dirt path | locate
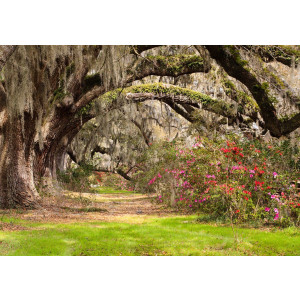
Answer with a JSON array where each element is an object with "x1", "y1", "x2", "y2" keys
[{"x1": 1, "y1": 191, "x2": 183, "y2": 224}]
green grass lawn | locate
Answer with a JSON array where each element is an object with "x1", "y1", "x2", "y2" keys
[{"x1": 1, "y1": 215, "x2": 299, "y2": 256}]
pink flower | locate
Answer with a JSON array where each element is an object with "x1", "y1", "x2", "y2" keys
[
  {"x1": 265, "y1": 207, "x2": 270, "y2": 212},
  {"x1": 273, "y1": 172, "x2": 278, "y2": 178},
  {"x1": 274, "y1": 213, "x2": 279, "y2": 220},
  {"x1": 274, "y1": 208, "x2": 279, "y2": 213}
]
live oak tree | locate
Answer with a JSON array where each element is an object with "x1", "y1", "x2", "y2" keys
[
  {"x1": 69, "y1": 46, "x2": 300, "y2": 180},
  {"x1": 0, "y1": 45, "x2": 299, "y2": 208},
  {"x1": 0, "y1": 45, "x2": 208, "y2": 208}
]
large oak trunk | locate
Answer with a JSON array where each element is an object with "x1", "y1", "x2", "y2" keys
[
  {"x1": 33, "y1": 112, "x2": 94, "y2": 191},
  {"x1": 0, "y1": 114, "x2": 40, "y2": 208}
]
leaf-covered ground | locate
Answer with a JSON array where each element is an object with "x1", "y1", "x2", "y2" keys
[{"x1": 0, "y1": 190, "x2": 299, "y2": 256}]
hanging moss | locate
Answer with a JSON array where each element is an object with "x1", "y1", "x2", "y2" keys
[
  {"x1": 98, "y1": 46, "x2": 130, "y2": 91},
  {"x1": 66, "y1": 63, "x2": 75, "y2": 78}
]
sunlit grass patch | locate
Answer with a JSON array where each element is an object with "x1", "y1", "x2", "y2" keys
[{"x1": 0, "y1": 215, "x2": 299, "y2": 256}]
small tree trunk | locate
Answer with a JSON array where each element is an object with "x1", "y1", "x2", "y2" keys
[{"x1": 170, "y1": 178, "x2": 177, "y2": 207}]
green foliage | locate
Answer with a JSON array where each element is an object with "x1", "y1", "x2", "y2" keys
[
  {"x1": 51, "y1": 84, "x2": 67, "y2": 104},
  {"x1": 58, "y1": 163, "x2": 96, "y2": 192},
  {"x1": 97, "y1": 172, "x2": 134, "y2": 191},
  {"x1": 77, "y1": 100, "x2": 95, "y2": 116}
]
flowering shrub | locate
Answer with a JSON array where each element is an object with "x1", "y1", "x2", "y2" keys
[{"x1": 136, "y1": 136, "x2": 300, "y2": 226}]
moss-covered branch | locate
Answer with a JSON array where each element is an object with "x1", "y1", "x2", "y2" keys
[
  {"x1": 126, "y1": 54, "x2": 210, "y2": 83},
  {"x1": 97, "y1": 83, "x2": 237, "y2": 121},
  {"x1": 251, "y1": 45, "x2": 300, "y2": 67},
  {"x1": 221, "y1": 76, "x2": 259, "y2": 118},
  {"x1": 281, "y1": 112, "x2": 300, "y2": 135},
  {"x1": 206, "y1": 46, "x2": 284, "y2": 136},
  {"x1": 206, "y1": 46, "x2": 300, "y2": 137}
]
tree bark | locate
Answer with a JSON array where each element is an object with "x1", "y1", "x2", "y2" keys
[
  {"x1": 33, "y1": 111, "x2": 94, "y2": 185},
  {"x1": 0, "y1": 113, "x2": 40, "y2": 208},
  {"x1": 205, "y1": 46, "x2": 285, "y2": 137}
]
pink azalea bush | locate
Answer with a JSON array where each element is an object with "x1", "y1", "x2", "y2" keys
[{"x1": 136, "y1": 136, "x2": 300, "y2": 226}]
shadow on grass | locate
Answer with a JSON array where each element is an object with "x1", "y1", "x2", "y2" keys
[{"x1": 59, "y1": 206, "x2": 108, "y2": 213}]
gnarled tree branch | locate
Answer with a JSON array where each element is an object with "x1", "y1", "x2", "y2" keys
[{"x1": 206, "y1": 46, "x2": 284, "y2": 137}]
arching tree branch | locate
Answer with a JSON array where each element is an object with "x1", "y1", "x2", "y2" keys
[
  {"x1": 126, "y1": 54, "x2": 210, "y2": 83},
  {"x1": 206, "y1": 46, "x2": 286, "y2": 137},
  {"x1": 67, "y1": 149, "x2": 132, "y2": 181}
]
